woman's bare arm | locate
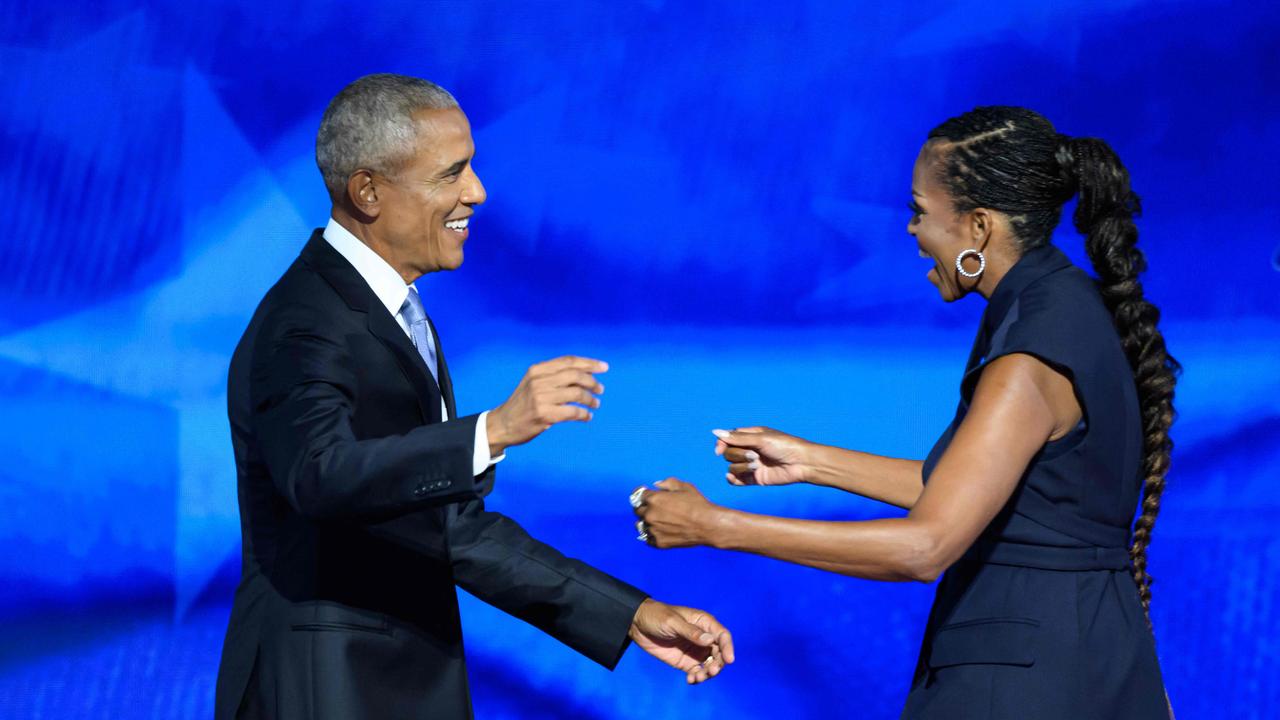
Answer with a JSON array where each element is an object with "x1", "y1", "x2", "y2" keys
[
  {"x1": 806, "y1": 445, "x2": 924, "y2": 509},
  {"x1": 714, "y1": 428, "x2": 924, "y2": 509},
  {"x1": 643, "y1": 354, "x2": 1081, "y2": 582}
]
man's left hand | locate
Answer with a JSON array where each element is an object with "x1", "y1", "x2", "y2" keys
[{"x1": 628, "y1": 598, "x2": 735, "y2": 684}]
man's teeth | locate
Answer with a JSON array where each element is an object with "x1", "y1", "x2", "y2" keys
[{"x1": 445, "y1": 218, "x2": 470, "y2": 231}]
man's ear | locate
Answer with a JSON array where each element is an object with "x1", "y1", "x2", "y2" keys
[{"x1": 347, "y1": 170, "x2": 381, "y2": 218}]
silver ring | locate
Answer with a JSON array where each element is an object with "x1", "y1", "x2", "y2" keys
[
  {"x1": 635, "y1": 519, "x2": 649, "y2": 542},
  {"x1": 629, "y1": 487, "x2": 648, "y2": 509}
]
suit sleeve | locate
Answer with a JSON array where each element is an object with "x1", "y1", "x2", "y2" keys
[
  {"x1": 250, "y1": 323, "x2": 486, "y2": 520},
  {"x1": 445, "y1": 499, "x2": 649, "y2": 669}
]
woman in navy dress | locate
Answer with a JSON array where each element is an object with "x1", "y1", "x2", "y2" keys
[{"x1": 634, "y1": 106, "x2": 1179, "y2": 718}]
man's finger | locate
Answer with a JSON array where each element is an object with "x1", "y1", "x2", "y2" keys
[
  {"x1": 669, "y1": 615, "x2": 715, "y2": 648},
  {"x1": 542, "y1": 368, "x2": 605, "y2": 394},
  {"x1": 709, "y1": 627, "x2": 735, "y2": 664},
  {"x1": 705, "y1": 655, "x2": 722, "y2": 677},
  {"x1": 547, "y1": 355, "x2": 609, "y2": 373},
  {"x1": 688, "y1": 614, "x2": 735, "y2": 665},
  {"x1": 550, "y1": 405, "x2": 593, "y2": 423},
  {"x1": 547, "y1": 386, "x2": 600, "y2": 409}
]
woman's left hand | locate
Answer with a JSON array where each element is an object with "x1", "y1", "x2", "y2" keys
[{"x1": 634, "y1": 478, "x2": 723, "y2": 549}]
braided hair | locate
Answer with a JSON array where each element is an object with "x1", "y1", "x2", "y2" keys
[{"x1": 927, "y1": 107, "x2": 1180, "y2": 615}]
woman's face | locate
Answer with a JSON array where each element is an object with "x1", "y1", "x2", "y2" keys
[{"x1": 908, "y1": 142, "x2": 983, "y2": 302}]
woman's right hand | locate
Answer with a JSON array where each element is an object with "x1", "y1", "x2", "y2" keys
[{"x1": 712, "y1": 427, "x2": 812, "y2": 487}]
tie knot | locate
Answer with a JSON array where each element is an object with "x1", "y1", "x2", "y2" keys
[{"x1": 401, "y1": 287, "x2": 427, "y2": 325}]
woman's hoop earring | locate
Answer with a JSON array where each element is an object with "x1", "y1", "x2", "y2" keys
[{"x1": 955, "y1": 249, "x2": 986, "y2": 279}]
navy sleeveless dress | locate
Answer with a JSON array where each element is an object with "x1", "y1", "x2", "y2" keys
[{"x1": 900, "y1": 245, "x2": 1168, "y2": 719}]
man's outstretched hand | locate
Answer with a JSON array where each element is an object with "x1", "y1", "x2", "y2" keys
[
  {"x1": 487, "y1": 356, "x2": 607, "y2": 455},
  {"x1": 628, "y1": 598, "x2": 735, "y2": 684}
]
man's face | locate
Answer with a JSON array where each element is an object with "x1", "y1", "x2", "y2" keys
[{"x1": 373, "y1": 107, "x2": 486, "y2": 280}]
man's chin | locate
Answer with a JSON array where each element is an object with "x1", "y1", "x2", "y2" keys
[{"x1": 440, "y1": 252, "x2": 464, "y2": 271}]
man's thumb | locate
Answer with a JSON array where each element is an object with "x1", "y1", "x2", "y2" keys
[{"x1": 672, "y1": 617, "x2": 715, "y2": 647}]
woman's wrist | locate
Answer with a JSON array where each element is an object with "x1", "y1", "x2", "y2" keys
[
  {"x1": 798, "y1": 440, "x2": 830, "y2": 486},
  {"x1": 703, "y1": 505, "x2": 741, "y2": 550}
]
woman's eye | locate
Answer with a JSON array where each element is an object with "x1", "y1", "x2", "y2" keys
[{"x1": 907, "y1": 202, "x2": 923, "y2": 217}]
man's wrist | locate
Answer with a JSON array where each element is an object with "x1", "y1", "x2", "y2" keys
[
  {"x1": 486, "y1": 406, "x2": 509, "y2": 456},
  {"x1": 628, "y1": 597, "x2": 657, "y2": 637}
]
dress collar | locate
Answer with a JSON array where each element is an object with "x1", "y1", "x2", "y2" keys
[{"x1": 981, "y1": 243, "x2": 1074, "y2": 334}]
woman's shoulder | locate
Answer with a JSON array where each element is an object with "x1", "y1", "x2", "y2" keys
[
  {"x1": 1019, "y1": 263, "x2": 1105, "y2": 313},
  {"x1": 1008, "y1": 265, "x2": 1113, "y2": 337},
  {"x1": 986, "y1": 265, "x2": 1121, "y2": 378}
]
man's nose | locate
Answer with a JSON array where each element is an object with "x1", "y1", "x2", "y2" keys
[{"x1": 461, "y1": 167, "x2": 486, "y2": 206}]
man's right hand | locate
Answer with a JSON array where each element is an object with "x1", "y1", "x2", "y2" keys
[{"x1": 487, "y1": 356, "x2": 607, "y2": 455}]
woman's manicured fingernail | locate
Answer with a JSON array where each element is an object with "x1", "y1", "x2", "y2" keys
[
  {"x1": 745, "y1": 451, "x2": 759, "y2": 461},
  {"x1": 711, "y1": 429, "x2": 730, "y2": 439}
]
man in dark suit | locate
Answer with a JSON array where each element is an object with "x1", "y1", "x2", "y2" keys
[{"x1": 214, "y1": 73, "x2": 733, "y2": 719}]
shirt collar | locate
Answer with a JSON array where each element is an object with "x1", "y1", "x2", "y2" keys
[{"x1": 322, "y1": 218, "x2": 416, "y2": 319}]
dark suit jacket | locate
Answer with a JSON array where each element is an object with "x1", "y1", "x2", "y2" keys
[{"x1": 214, "y1": 230, "x2": 647, "y2": 719}]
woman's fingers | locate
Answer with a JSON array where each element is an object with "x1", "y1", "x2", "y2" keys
[
  {"x1": 712, "y1": 427, "x2": 769, "y2": 452},
  {"x1": 722, "y1": 447, "x2": 760, "y2": 464},
  {"x1": 655, "y1": 477, "x2": 688, "y2": 492}
]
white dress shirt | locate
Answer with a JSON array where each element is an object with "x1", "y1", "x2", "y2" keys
[{"x1": 323, "y1": 218, "x2": 502, "y2": 476}]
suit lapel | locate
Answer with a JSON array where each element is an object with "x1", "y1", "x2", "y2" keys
[
  {"x1": 301, "y1": 230, "x2": 444, "y2": 424},
  {"x1": 367, "y1": 309, "x2": 444, "y2": 424}
]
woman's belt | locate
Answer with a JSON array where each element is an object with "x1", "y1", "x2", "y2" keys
[{"x1": 971, "y1": 538, "x2": 1131, "y2": 571}]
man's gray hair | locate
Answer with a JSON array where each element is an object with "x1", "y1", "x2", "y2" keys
[{"x1": 315, "y1": 73, "x2": 459, "y2": 198}]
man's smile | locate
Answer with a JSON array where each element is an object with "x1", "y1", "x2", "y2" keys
[{"x1": 444, "y1": 215, "x2": 470, "y2": 238}]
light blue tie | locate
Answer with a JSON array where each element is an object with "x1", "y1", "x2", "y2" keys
[{"x1": 399, "y1": 287, "x2": 439, "y2": 385}]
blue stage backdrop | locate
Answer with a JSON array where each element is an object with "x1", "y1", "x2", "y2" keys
[{"x1": 1, "y1": 1, "x2": 1277, "y2": 717}]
